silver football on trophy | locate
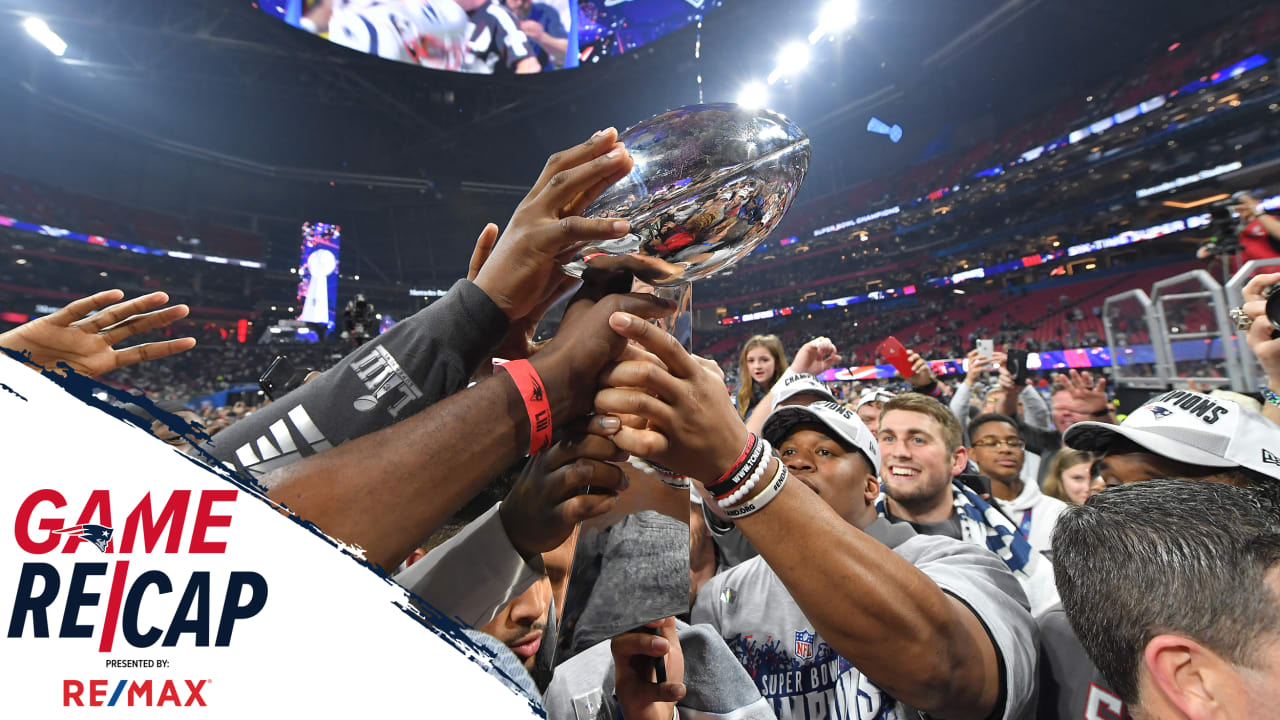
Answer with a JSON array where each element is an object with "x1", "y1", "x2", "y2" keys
[{"x1": 562, "y1": 103, "x2": 811, "y2": 286}]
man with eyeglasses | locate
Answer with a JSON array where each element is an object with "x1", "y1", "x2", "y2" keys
[{"x1": 967, "y1": 413, "x2": 1068, "y2": 554}]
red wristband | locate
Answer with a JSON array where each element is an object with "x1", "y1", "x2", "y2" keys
[
  {"x1": 497, "y1": 359, "x2": 552, "y2": 455},
  {"x1": 716, "y1": 433, "x2": 757, "y2": 485}
]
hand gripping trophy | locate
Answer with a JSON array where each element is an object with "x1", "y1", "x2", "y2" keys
[{"x1": 561, "y1": 103, "x2": 811, "y2": 347}]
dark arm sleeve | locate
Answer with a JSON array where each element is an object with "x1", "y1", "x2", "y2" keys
[{"x1": 202, "y1": 278, "x2": 508, "y2": 480}]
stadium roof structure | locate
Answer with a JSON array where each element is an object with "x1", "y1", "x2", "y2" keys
[{"x1": 0, "y1": 0, "x2": 1265, "y2": 285}]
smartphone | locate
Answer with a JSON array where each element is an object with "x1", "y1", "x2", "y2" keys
[
  {"x1": 638, "y1": 625, "x2": 667, "y2": 683},
  {"x1": 877, "y1": 336, "x2": 916, "y2": 377},
  {"x1": 977, "y1": 339, "x2": 994, "y2": 359},
  {"x1": 259, "y1": 355, "x2": 313, "y2": 401},
  {"x1": 957, "y1": 471, "x2": 993, "y2": 499},
  {"x1": 1007, "y1": 348, "x2": 1031, "y2": 385}
]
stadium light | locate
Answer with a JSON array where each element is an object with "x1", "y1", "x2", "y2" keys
[
  {"x1": 767, "y1": 43, "x2": 811, "y2": 85},
  {"x1": 809, "y1": 0, "x2": 857, "y2": 44},
  {"x1": 23, "y1": 17, "x2": 67, "y2": 57},
  {"x1": 737, "y1": 83, "x2": 768, "y2": 109}
]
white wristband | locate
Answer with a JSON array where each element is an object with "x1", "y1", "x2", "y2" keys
[
  {"x1": 724, "y1": 460, "x2": 788, "y2": 519},
  {"x1": 626, "y1": 456, "x2": 691, "y2": 489},
  {"x1": 714, "y1": 436, "x2": 771, "y2": 505},
  {"x1": 720, "y1": 454, "x2": 767, "y2": 508},
  {"x1": 658, "y1": 474, "x2": 691, "y2": 490}
]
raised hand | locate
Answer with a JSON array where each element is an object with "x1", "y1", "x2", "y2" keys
[
  {"x1": 466, "y1": 223, "x2": 500, "y2": 283},
  {"x1": 594, "y1": 311, "x2": 749, "y2": 482},
  {"x1": 963, "y1": 349, "x2": 996, "y2": 386},
  {"x1": 1243, "y1": 272, "x2": 1280, "y2": 390},
  {"x1": 468, "y1": 222, "x2": 577, "y2": 362},
  {"x1": 995, "y1": 353, "x2": 1015, "y2": 392},
  {"x1": 1052, "y1": 369, "x2": 1109, "y2": 415},
  {"x1": 905, "y1": 349, "x2": 936, "y2": 388},
  {"x1": 790, "y1": 336, "x2": 842, "y2": 376},
  {"x1": 527, "y1": 290, "x2": 675, "y2": 426},
  {"x1": 0, "y1": 290, "x2": 195, "y2": 377},
  {"x1": 472, "y1": 128, "x2": 633, "y2": 323}
]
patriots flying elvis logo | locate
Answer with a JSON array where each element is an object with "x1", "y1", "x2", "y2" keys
[{"x1": 51, "y1": 524, "x2": 113, "y2": 552}]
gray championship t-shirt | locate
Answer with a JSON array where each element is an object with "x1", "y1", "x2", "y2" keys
[
  {"x1": 202, "y1": 279, "x2": 507, "y2": 483},
  {"x1": 1037, "y1": 603, "x2": 1131, "y2": 719},
  {"x1": 692, "y1": 519, "x2": 1037, "y2": 720}
]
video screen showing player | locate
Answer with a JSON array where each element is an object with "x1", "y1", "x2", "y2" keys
[{"x1": 257, "y1": 0, "x2": 724, "y2": 74}]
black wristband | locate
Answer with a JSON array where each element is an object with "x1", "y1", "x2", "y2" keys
[{"x1": 704, "y1": 434, "x2": 763, "y2": 499}]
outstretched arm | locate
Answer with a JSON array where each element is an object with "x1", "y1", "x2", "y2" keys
[
  {"x1": 0, "y1": 290, "x2": 195, "y2": 376},
  {"x1": 265, "y1": 292, "x2": 672, "y2": 572},
  {"x1": 595, "y1": 314, "x2": 1001, "y2": 720},
  {"x1": 207, "y1": 129, "x2": 635, "y2": 477},
  {"x1": 745, "y1": 336, "x2": 841, "y2": 435}
]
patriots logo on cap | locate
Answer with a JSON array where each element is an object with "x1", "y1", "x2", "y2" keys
[
  {"x1": 52, "y1": 524, "x2": 113, "y2": 552},
  {"x1": 794, "y1": 630, "x2": 815, "y2": 660},
  {"x1": 1263, "y1": 449, "x2": 1280, "y2": 467},
  {"x1": 1148, "y1": 406, "x2": 1174, "y2": 420}
]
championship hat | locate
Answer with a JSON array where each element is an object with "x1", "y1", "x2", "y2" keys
[
  {"x1": 856, "y1": 388, "x2": 895, "y2": 411},
  {"x1": 771, "y1": 368, "x2": 837, "y2": 407},
  {"x1": 763, "y1": 400, "x2": 881, "y2": 475},
  {"x1": 1064, "y1": 389, "x2": 1280, "y2": 480}
]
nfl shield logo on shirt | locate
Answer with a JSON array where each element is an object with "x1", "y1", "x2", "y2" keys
[{"x1": 794, "y1": 630, "x2": 815, "y2": 660}]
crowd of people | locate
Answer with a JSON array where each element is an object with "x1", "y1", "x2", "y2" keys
[
  {"x1": 3, "y1": 127, "x2": 1280, "y2": 720},
  {"x1": 702, "y1": 19, "x2": 1280, "y2": 318},
  {"x1": 761, "y1": 4, "x2": 1280, "y2": 260}
]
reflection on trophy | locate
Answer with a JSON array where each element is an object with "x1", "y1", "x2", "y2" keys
[
  {"x1": 561, "y1": 103, "x2": 810, "y2": 350},
  {"x1": 300, "y1": 248, "x2": 337, "y2": 326},
  {"x1": 563, "y1": 103, "x2": 811, "y2": 287}
]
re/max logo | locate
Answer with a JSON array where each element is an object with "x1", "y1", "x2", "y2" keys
[{"x1": 64, "y1": 679, "x2": 208, "y2": 707}]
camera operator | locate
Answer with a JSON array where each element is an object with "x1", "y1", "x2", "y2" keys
[
  {"x1": 342, "y1": 293, "x2": 376, "y2": 348},
  {"x1": 1196, "y1": 192, "x2": 1280, "y2": 265}
]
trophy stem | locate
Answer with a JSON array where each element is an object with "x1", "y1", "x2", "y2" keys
[{"x1": 653, "y1": 282, "x2": 694, "y2": 354}]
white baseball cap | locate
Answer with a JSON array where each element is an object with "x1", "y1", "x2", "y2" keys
[
  {"x1": 771, "y1": 368, "x2": 837, "y2": 407},
  {"x1": 1064, "y1": 389, "x2": 1280, "y2": 480},
  {"x1": 856, "y1": 388, "x2": 895, "y2": 411},
  {"x1": 763, "y1": 400, "x2": 881, "y2": 475}
]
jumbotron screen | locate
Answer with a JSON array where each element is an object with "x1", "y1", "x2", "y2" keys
[
  {"x1": 297, "y1": 222, "x2": 341, "y2": 331},
  {"x1": 257, "y1": 0, "x2": 723, "y2": 74}
]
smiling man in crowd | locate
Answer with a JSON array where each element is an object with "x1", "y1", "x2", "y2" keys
[{"x1": 876, "y1": 393, "x2": 1060, "y2": 613}]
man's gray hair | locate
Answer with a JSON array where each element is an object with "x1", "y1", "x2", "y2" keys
[{"x1": 1052, "y1": 479, "x2": 1280, "y2": 705}]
